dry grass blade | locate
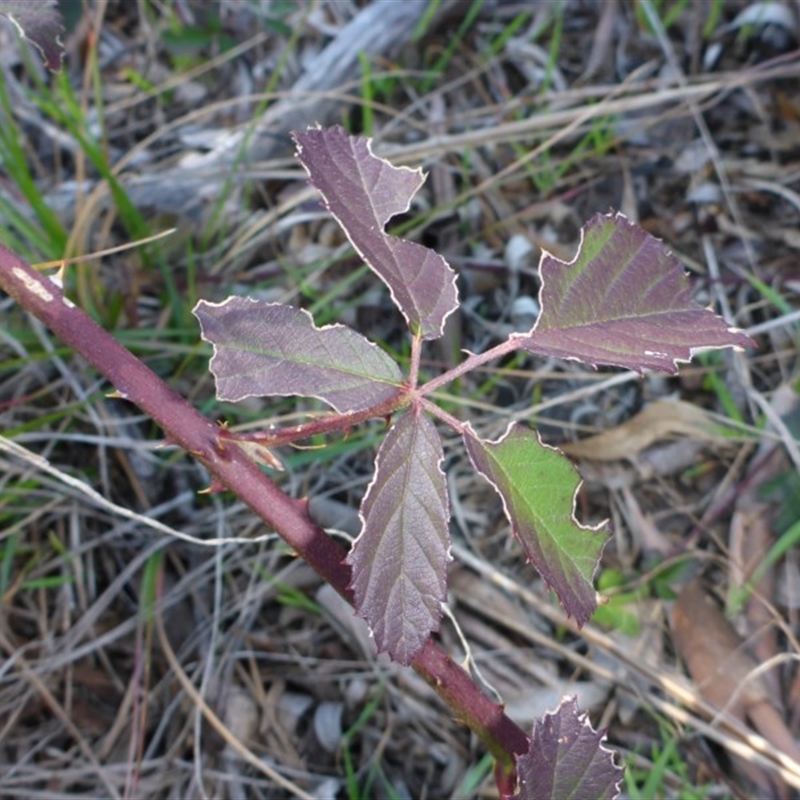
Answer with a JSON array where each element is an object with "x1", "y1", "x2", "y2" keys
[
  {"x1": 0, "y1": 435, "x2": 273, "y2": 547},
  {"x1": 3, "y1": 1, "x2": 800, "y2": 796},
  {"x1": 0, "y1": 628, "x2": 121, "y2": 799},
  {"x1": 153, "y1": 596, "x2": 315, "y2": 800},
  {"x1": 453, "y1": 543, "x2": 800, "y2": 791}
]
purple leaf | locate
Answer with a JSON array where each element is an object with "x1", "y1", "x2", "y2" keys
[
  {"x1": 518, "y1": 696, "x2": 622, "y2": 800},
  {"x1": 0, "y1": 0, "x2": 64, "y2": 71},
  {"x1": 518, "y1": 212, "x2": 754, "y2": 372},
  {"x1": 194, "y1": 297, "x2": 403, "y2": 413},
  {"x1": 293, "y1": 126, "x2": 459, "y2": 341},
  {"x1": 347, "y1": 408, "x2": 450, "y2": 665},
  {"x1": 464, "y1": 424, "x2": 607, "y2": 627}
]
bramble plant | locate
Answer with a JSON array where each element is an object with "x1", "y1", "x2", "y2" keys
[
  {"x1": 0, "y1": 9, "x2": 755, "y2": 799},
  {"x1": 0, "y1": 125, "x2": 754, "y2": 800},
  {"x1": 196, "y1": 124, "x2": 753, "y2": 664}
]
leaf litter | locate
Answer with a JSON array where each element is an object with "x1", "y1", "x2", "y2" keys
[{"x1": 2, "y1": 1, "x2": 800, "y2": 797}]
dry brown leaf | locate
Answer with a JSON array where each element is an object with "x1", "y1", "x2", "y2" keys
[
  {"x1": 561, "y1": 399, "x2": 719, "y2": 461},
  {"x1": 672, "y1": 581, "x2": 800, "y2": 768},
  {"x1": 726, "y1": 387, "x2": 799, "y2": 707},
  {"x1": 672, "y1": 580, "x2": 767, "y2": 719},
  {"x1": 730, "y1": 507, "x2": 782, "y2": 702}
]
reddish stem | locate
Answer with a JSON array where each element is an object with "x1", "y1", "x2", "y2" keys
[
  {"x1": 222, "y1": 391, "x2": 407, "y2": 449},
  {"x1": 408, "y1": 332, "x2": 423, "y2": 388},
  {"x1": 421, "y1": 395, "x2": 470, "y2": 435},
  {"x1": 0, "y1": 245, "x2": 529, "y2": 778},
  {"x1": 418, "y1": 336, "x2": 523, "y2": 397},
  {"x1": 210, "y1": 326, "x2": 517, "y2": 449}
]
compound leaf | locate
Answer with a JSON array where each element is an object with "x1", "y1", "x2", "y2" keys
[
  {"x1": 347, "y1": 408, "x2": 450, "y2": 665},
  {"x1": 518, "y1": 212, "x2": 754, "y2": 372},
  {"x1": 464, "y1": 423, "x2": 607, "y2": 627},
  {"x1": 293, "y1": 126, "x2": 458, "y2": 341},
  {"x1": 0, "y1": 0, "x2": 64, "y2": 70},
  {"x1": 194, "y1": 297, "x2": 403, "y2": 413},
  {"x1": 518, "y1": 696, "x2": 622, "y2": 800}
]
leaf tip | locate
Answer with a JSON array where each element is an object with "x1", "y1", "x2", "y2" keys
[
  {"x1": 518, "y1": 695, "x2": 622, "y2": 800},
  {"x1": 347, "y1": 411, "x2": 450, "y2": 665},
  {"x1": 0, "y1": 0, "x2": 65, "y2": 71},
  {"x1": 289, "y1": 125, "x2": 459, "y2": 341}
]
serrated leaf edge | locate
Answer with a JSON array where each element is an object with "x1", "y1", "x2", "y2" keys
[
  {"x1": 349, "y1": 408, "x2": 451, "y2": 664},
  {"x1": 519, "y1": 695, "x2": 622, "y2": 799},
  {"x1": 515, "y1": 210, "x2": 753, "y2": 372},
  {"x1": 464, "y1": 422, "x2": 607, "y2": 623},
  {"x1": 193, "y1": 297, "x2": 403, "y2": 412},
  {"x1": 293, "y1": 127, "x2": 459, "y2": 341}
]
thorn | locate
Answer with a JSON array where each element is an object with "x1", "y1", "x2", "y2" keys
[
  {"x1": 198, "y1": 478, "x2": 227, "y2": 495},
  {"x1": 105, "y1": 389, "x2": 126, "y2": 399},
  {"x1": 233, "y1": 439, "x2": 284, "y2": 470}
]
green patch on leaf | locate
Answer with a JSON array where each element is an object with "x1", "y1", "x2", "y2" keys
[{"x1": 464, "y1": 423, "x2": 608, "y2": 627}]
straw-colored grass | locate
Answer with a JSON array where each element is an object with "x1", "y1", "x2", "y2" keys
[{"x1": 2, "y1": 1, "x2": 800, "y2": 797}]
